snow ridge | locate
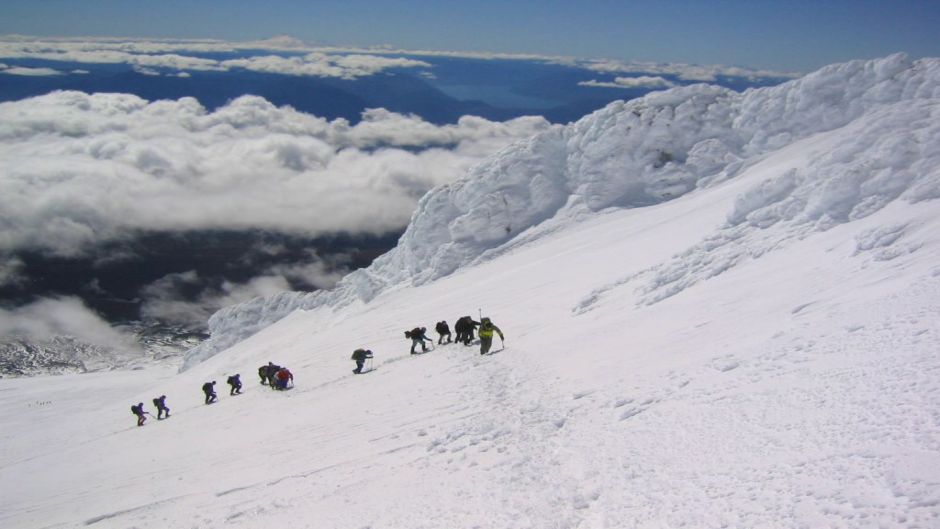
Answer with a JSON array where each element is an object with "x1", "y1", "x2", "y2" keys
[{"x1": 183, "y1": 54, "x2": 940, "y2": 369}]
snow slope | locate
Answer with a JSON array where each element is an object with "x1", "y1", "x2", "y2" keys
[
  {"x1": 184, "y1": 53, "x2": 940, "y2": 367},
  {"x1": 1, "y1": 54, "x2": 939, "y2": 528}
]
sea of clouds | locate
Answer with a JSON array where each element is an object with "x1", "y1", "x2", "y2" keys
[
  {"x1": 0, "y1": 91, "x2": 552, "y2": 341},
  {"x1": 0, "y1": 35, "x2": 797, "y2": 84}
]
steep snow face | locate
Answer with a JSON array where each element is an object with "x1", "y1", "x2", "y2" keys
[
  {"x1": 5, "y1": 132, "x2": 939, "y2": 528},
  {"x1": 184, "y1": 54, "x2": 940, "y2": 368}
]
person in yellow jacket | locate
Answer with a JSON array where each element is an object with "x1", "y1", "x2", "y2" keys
[{"x1": 478, "y1": 317, "x2": 504, "y2": 355}]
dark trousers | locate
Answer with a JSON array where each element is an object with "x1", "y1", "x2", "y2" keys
[
  {"x1": 480, "y1": 336, "x2": 494, "y2": 354},
  {"x1": 457, "y1": 331, "x2": 473, "y2": 345},
  {"x1": 205, "y1": 392, "x2": 216, "y2": 404},
  {"x1": 411, "y1": 338, "x2": 428, "y2": 353},
  {"x1": 354, "y1": 359, "x2": 364, "y2": 373},
  {"x1": 157, "y1": 407, "x2": 169, "y2": 419}
]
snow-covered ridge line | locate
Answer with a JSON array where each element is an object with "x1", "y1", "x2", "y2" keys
[{"x1": 182, "y1": 53, "x2": 940, "y2": 370}]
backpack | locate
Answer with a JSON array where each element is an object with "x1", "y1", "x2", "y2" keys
[
  {"x1": 404, "y1": 330, "x2": 412, "y2": 339},
  {"x1": 152, "y1": 398, "x2": 160, "y2": 408},
  {"x1": 131, "y1": 404, "x2": 140, "y2": 415}
]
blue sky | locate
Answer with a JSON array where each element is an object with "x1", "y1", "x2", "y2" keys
[{"x1": 1, "y1": 0, "x2": 939, "y2": 71}]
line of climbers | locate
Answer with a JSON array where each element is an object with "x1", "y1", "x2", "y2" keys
[
  {"x1": 130, "y1": 315, "x2": 504, "y2": 426},
  {"x1": 130, "y1": 366, "x2": 294, "y2": 426},
  {"x1": 131, "y1": 395, "x2": 170, "y2": 427},
  {"x1": 257, "y1": 363, "x2": 295, "y2": 390},
  {"x1": 406, "y1": 315, "x2": 504, "y2": 355}
]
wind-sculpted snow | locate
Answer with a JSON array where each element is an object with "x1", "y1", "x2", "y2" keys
[{"x1": 185, "y1": 54, "x2": 940, "y2": 368}]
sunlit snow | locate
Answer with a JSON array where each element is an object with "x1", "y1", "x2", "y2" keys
[{"x1": 1, "y1": 54, "x2": 938, "y2": 529}]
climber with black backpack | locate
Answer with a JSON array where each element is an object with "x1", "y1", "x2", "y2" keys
[
  {"x1": 435, "y1": 320, "x2": 452, "y2": 344},
  {"x1": 152, "y1": 395, "x2": 170, "y2": 419},
  {"x1": 454, "y1": 316, "x2": 480, "y2": 346},
  {"x1": 351, "y1": 348, "x2": 374, "y2": 374},
  {"x1": 405, "y1": 326, "x2": 432, "y2": 354},
  {"x1": 131, "y1": 402, "x2": 149, "y2": 426},
  {"x1": 202, "y1": 381, "x2": 218, "y2": 404},
  {"x1": 227, "y1": 374, "x2": 242, "y2": 395}
]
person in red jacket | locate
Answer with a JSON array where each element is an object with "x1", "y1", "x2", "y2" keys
[{"x1": 274, "y1": 367, "x2": 293, "y2": 390}]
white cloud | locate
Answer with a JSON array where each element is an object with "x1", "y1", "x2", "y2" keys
[
  {"x1": 139, "y1": 269, "x2": 307, "y2": 329},
  {"x1": 247, "y1": 35, "x2": 309, "y2": 49},
  {"x1": 138, "y1": 271, "x2": 211, "y2": 328},
  {"x1": 0, "y1": 41, "x2": 226, "y2": 72},
  {"x1": 0, "y1": 36, "x2": 797, "y2": 85},
  {"x1": 0, "y1": 37, "x2": 430, "y2": 79},
  {"x1": 315, "y1": 44, "x2": 578, "y2": 65},
  {"x1": 133, "y1": 65, "x2": 161, "y2": 76},
  {"x1": 219, "y1": 53, "x2": 430, "y2": 80},
  {"x1": 0, "y1": 256, "x2": 25, "y2": 287},
  {"x1": 0, "y1": 91, "x2": 553, "y2": 257},
  {"x1": 1, "y1": 66, "x2": 65, "y2": 76},
  {"x1": 583, "y1": 59, "x2": 798, "y2": 82},
  {"x1": 579, "y1": 76, "x2": 677, "y2": 89},
  {"x1": 0, "y1": 296, "x2": 140, "y2": 350}
]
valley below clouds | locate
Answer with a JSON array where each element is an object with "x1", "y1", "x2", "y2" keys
[{"x1": 0, "y1": 90, "x2": 550, "y2": 355}]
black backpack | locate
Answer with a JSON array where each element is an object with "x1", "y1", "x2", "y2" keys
[
  {"x1": 404, "y1": 330, "x2": 412, "y2": 339},
  {"x1": 131, "y1": 404, "x2": 140, "y2": 415}
]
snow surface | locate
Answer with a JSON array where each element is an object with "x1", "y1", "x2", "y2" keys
[
  {"x1": 184, "y1": 53, "x2": 940, "y2": 367},
  {"x1": 1, "y1": 54, "x2": 940, "y2": 528}
]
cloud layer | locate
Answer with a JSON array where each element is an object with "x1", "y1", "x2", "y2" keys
[
  {"x1": 0, "y1": 36, "x2": 430, "y2": 79},
  {"x1": 138, "y1": 249, "x2": 351, "y2": 329},
  {"x1": 0, "y1": 65, "x2": 65, "y2": 76},
  {"x1": 0, "y1": 35, "x2": 798, "y2": 83},
  {"x1": 578, "y1": 76, "x2": 677, "y2": 89},
  {"x1": 0, "y1": 91, "x2": 548, "y2": 336},
  {"x1": 0, "y1": 91, "x2": 552, "y2": 257},
  {"x1": 0, "y1": 296, "x2": 140, "y2": 351},
  {"x1": 583, "y1": 59, "x2": 798, "y2": 82}
]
